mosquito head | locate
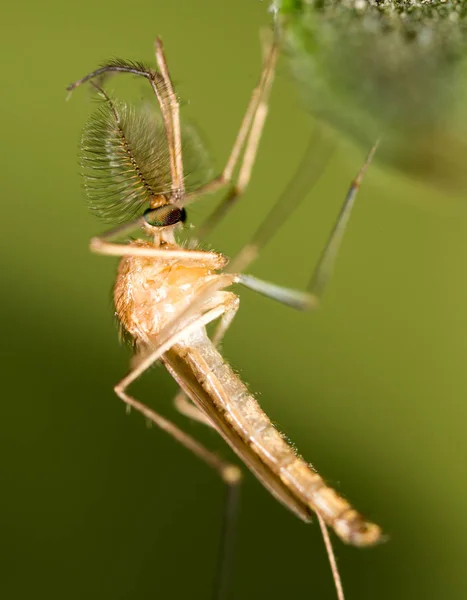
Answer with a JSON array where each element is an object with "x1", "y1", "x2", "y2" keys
[{"x1": 143, "y1": 204, "x2": 187, "y2": 229}]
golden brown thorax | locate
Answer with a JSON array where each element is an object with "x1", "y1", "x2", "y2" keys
[{"x1": 114, "y1": 240, "x2": 219, "y2": 344}]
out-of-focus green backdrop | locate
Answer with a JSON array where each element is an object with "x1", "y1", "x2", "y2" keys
[{"x1": 2, "y1": 1, "x2": 467, "y2": 599}]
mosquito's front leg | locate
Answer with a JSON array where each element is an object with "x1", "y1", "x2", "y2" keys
[
  {"x1": 91, "y1": 238, "x2": 227, "y2": 269},
  {"x1": 88, "y1": 218, "x2": 228, "y2": 270}
]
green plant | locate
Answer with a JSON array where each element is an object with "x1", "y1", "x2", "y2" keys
[{"x1": 276, "y1": 0, "x2": 467, "y2": 188}]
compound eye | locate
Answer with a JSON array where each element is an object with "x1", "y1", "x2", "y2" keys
[{"x1": 144, "y1": 205, "x2": 184, "y2": 227}]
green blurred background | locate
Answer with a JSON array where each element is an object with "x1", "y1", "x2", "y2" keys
[{"x1": 2, "y1": 1, "x2": 467, "y2": 599}]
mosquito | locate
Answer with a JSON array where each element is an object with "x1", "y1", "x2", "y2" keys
[{"x1": 67, "y1": 33, "x2": 382, "y2": 600}]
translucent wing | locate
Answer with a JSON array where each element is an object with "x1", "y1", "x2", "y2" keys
[{"x1": 80, "y1": 94, "x2": 213, "y2": 223}]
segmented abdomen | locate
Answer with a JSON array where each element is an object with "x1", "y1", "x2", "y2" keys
[{"x1": 164, "y1": 328, "x2": 382, "y2": 547}]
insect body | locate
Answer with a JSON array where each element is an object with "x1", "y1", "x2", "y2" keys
[
  {"x1": 68, "y1": 34, "x2": 382, "y2": 600},
  {"x1": 115, "y1": 224, "x2": 378, "y2": 545}
]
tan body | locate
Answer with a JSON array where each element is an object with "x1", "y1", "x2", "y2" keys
[
  {"x1": 115, "y1": 240, "x2": 222, "y2": 344},
  {"x1": 114, "y1": 240, "x2": 381, "y2": 547}
]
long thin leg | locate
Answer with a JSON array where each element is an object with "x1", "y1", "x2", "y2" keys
[
  {"x1": 116, "y1": 293, "x2": 241, "y2": 600},
  {"x1": 120, "y1": 391, "x2": 239, "y2": 481},
  {"x1": 235, "y1": 273, "x2": 317, "y2": 310},
  {"x1": 212, "y1": 475, "x2": 242, "y2": 600},
  {"x1": 230, "y1": 140, "x2": 380, "y2": 308},
  {"x1": 306, "y1": 139, "x2": 380, "y2": 300},
  {"x1": 181, "y1": 34, "x2": 279, "y2": 236},
  {"x1": 90, "y1": 239, "x2": 227, "y2": 267},
  {"x1": 228, "y1": 127, "x2": 335, "y2": 274},
  {"x1": 89, "y1": 226, "x2": 228, "y2": 270},
  {"x1": 317, "y1": 514, "x2": 345, "y2": 600}
]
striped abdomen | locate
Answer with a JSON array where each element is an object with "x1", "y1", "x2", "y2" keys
[{"x1": 162, "y1": 328, "x2": 382, "y2": 546}]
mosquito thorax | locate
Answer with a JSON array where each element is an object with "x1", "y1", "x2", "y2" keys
[{"x1": 143, "y1": 204, "x2": 187, "y2": 228}]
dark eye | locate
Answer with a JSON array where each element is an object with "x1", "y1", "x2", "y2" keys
[{"x1": 144, "y1": 205, "x2": 184, "y2": 227}]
